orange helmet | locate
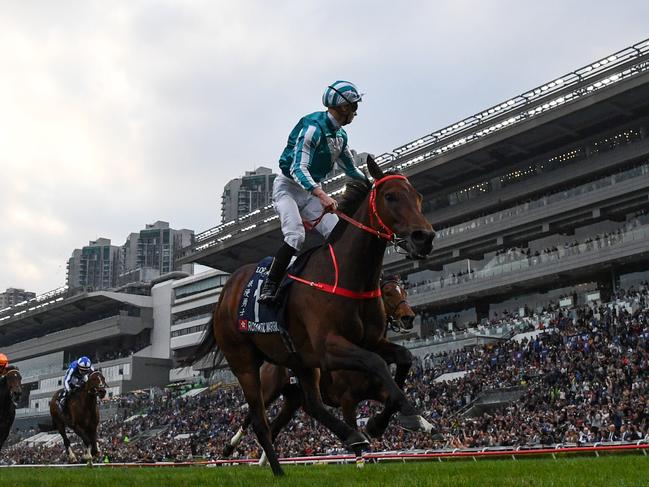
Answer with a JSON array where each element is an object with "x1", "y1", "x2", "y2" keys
[{"x1": 0, "y1": 353, "x2": 8, "y2": 368}]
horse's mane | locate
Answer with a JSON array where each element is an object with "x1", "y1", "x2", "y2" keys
[{"x1": 327, "y1": 170, "x2": 402, "y2": 243}]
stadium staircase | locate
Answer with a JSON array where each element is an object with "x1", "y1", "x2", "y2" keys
[{"x1": 461, "y1": 386, "x2": 527, "y2": 417}]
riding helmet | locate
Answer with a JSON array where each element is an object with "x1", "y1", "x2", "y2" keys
[
  {"x1": 77, "y1": 356, "x2": 92, "y2": 372},
  {"x1": 322, "y1": 80, "x2": 363, "y2": 107}
]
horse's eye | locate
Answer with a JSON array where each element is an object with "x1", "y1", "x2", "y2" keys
[{"x1": 385, "y1": 192, "x2": 397, "y2": 202}]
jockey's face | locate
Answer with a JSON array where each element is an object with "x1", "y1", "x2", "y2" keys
[{"x1": 330, "y1": 102, "x2": 358, "y2": 126}]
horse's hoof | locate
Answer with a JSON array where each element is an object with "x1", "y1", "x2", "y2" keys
[
  {"x1": 258, "y1": 451, "x2": 268, "y2": 466},
  {"x1": 222, "y1": 444, "x2": 235, "y2": 457},
  {"x1": 397, "y1": 414, "x2": 435, "y2": 433},
  {"x1": 345, "y1": 431, "x2": 370, "y2": 449},
  {"x1": 365, "y1": 417, "x2": 387, "y2": 439}
]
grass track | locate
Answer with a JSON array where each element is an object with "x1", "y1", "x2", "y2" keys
[{"x1": 2, "y1": 455, "x2": 649, "y2": 487}]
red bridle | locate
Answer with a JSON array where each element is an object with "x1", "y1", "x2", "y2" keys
[
  {"x1": 292, "y1": 174, "x2": 410, "y2": 300},
  {"x1": 305, "y1": 174, "x2": 409, "y2": 242}
]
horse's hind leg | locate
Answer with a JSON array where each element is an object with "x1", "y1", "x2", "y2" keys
[
  {"x1": 236, "y1": 370, "x2": 284, "y2": 476},
  {"x1": 224, "y1": 364, "x2": 288, "y2": 458}
]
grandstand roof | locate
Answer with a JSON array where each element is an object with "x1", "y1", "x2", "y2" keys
[
  {"x1": 0, "y1": 291, "x2": 152, "y2": 346},
  {"x1": 179, "y1": 39, "x2": 649, "y2": 272}
]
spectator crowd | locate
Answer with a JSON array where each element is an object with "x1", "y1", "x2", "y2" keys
[{"x1": 4, "y1": 284, "x2": 649, "y2": 464}]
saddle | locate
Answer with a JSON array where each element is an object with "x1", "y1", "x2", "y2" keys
[{"x1": 57, "y1": 388, "x2": 79, "y2": 416}]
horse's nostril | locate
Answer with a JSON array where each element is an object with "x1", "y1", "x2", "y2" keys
[{"x1": 411, "y1": 230, "x2": 434, "y2": 246}]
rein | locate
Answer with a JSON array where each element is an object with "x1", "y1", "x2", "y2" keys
[
  {"x1": 291, "y1": 175, "x2": 409, "y2": 300},
  {"x1": 303, "y1": 174, "x2": 408, "y2": 244}
]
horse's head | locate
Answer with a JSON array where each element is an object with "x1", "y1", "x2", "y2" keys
[
  {"x1": 366, "y1": 157, "x2": 435, "y2": 259},
  {"x1": 86, "y1": 371, "x2": 107, "y2": 399},
  {"x1": 381, "y1": 276, "x2": 416, "y2": 332},
  {"x1": 2, "y1": 369, "x2": 23, "y2": 407}
]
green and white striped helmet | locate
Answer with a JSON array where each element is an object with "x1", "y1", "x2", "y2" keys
[{"x1": 322, "y1": 80, "x2": 363, "y2": 107}]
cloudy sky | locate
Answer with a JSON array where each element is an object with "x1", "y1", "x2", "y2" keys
[{"x1": 1, "y1": 0, "x2": 647, "y2": 295}]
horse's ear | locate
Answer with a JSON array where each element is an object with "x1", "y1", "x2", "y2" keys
[{"x1": 366, "y1": 154, "x2": 384, "y2": 180}]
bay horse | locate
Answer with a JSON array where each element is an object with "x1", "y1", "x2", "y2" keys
[
  {"x1": 0, "y1": 368, "x2": 22, "y2": 451},
  {"x1": 186, "y1": 157, "x2": 434, "y2": 476},
  {"x1": 49, "y1": 370, "x2": 107, "y2": 463},
  {"x1": 223, "y1": 277, "x2": 417, "y2": 458}
]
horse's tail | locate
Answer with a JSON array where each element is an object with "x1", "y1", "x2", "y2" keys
[
  {"x1": 179, "y1": 315, "x2": 217, "y2": 366},
  {"x1": 179, "y1": 295, "x2": 225, "y2": 369}
]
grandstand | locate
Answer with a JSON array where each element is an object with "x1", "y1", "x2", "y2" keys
[
  {"x1": 0, "y1": 269, "x2": 229, "y2": 428},
  {"x1": 178, "y1": 38, "x2": 649, "y2": 337}
]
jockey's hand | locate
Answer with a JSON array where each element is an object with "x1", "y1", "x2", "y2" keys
[{"x1": 313, "y1": 188, "x2": 337, "y2": 213}]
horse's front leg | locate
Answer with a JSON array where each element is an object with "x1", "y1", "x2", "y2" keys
[
  {"x1": 372, "y1": 339, "x2": 413, "y2": 389},
  {"x1": 322, "y1": 334, "x2": 434, "y2": 434},
  {"x1": 292, "y1": 367, "x2": 368, "y2": 455},
  {"x1": 90, "y1": 429, "x2": 100, "y2": 458},
  {"x1": 363, "y1": 341, "x2": 414, "y2": 437},
  {"x1": 76, "y1": 428, "x2": 94, "y2": 462}
]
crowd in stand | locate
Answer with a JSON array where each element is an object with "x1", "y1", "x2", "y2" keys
[
  {"x1": 406, "y1": 218, "x2": 646, "y2": 295},
  {"x1": 4, "y1": 284, "x2": 649, "y2": 464}
]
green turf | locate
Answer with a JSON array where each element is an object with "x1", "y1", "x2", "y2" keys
[{"x1": 2, "y1": 455, "x2": 648, "y2": 487}]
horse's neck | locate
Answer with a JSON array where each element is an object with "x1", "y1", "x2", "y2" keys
[
  {"x1": 330, "y1": 202, "x2": 386, "y2": 288},
  {"x1": 78, "y1": 384, "x2": 94, "y2": 405}
]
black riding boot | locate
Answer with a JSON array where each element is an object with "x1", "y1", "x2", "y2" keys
[
  {"x1": 258, "y1": 243, "x2": 297, "y2": 303},
  {"x1": 59, "y1": 391, "x2": 68, "y2": 412}
]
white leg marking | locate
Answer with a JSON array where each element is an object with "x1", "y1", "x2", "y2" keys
[
  {"x1": 258, "y1": 451, "x2": 268, "y2": 466},
  {"x1": 230, "y1": 426, "x2": 244, "y2": 447}
]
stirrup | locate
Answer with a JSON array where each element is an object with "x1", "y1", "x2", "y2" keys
[{"x1": 258, "y1": 280, "x2": 279, "y2": 303}]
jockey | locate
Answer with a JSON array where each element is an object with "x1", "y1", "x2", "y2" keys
[
  {"x1": 59, "y1": 356, "x2": 94, "y2": 411},
  {"x1": 0, "y1": 353, "x2": 8, "y2": 375},
  {"x1": 259, "y1": 80, "x2": 369, "y2": 302}
]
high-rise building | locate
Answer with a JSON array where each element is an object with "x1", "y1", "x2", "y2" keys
[
  {"x1": 67, "y1": 238, "x2": 121, "y2": 291},
  {"x1": 221, "y1": 167, "x2": 276, "y2": 222},
  {"x1": 117, "y1": 221, "x2": 194, "y2": 285},
  {"x1": 0, "y1": 288, "x2": 36, "y2": 308}
]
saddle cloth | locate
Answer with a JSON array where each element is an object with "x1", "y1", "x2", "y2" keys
[
  {"x1": 237, "y1": 247, "x2": 318, "y2": 334},
  {"x1": 237, "y1": 257, "x2": 282, "y2": 333}
]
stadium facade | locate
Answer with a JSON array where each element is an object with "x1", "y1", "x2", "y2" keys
[
  {"x1": 178, "y1": 38, "x2": 649, "y2": 332},
  {"x1": 0, "y1": 269, "x2": 229, "y2": 422},
  {"x1": 3, "y1": 37, "x2": 649, "y2": 424}
]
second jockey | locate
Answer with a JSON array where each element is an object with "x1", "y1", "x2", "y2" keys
[
  {"x1": 0, "y1": 353, "x2": 8, "y2": 376},
  {"x1": 258, "y1": 80, "x2": 369, "y2": 303},
  {"x1": 60, "y1": 356, "x2": 94, "y2": 412}
]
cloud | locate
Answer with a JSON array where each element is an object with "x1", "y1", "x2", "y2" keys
[{"x1": 1, "y1": 0, "x2": 648, "y2": 294}]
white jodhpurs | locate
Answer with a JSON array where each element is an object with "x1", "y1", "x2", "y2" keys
[{"x1": 273, "y1": 174, "x2": 338, "y2": 250}]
